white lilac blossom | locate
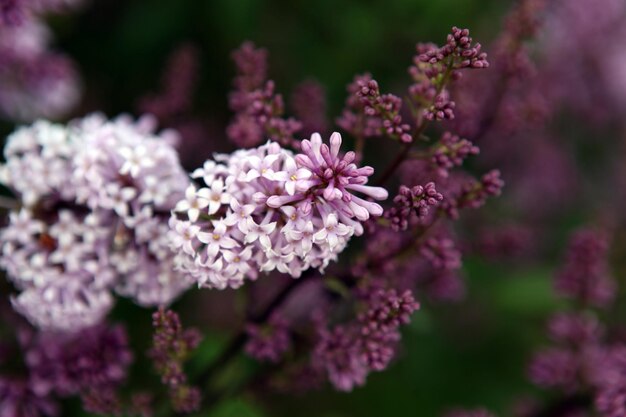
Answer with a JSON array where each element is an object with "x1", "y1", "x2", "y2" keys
[
  {"x1": 170, "y1": 132, "x2": 388, "y2": 290},
  {"x1": 0, "y1": 114, "x2": 193, "y2": 331}
]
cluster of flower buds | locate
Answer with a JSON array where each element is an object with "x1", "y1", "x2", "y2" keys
[
  {"x1": 385, "y1": 182, "x2": 443, "y2": 231},
  {"x1": 442, "y1": 169, "x2": 504, "y2": 219},
  {"x1": 312, "y1": 287, "x2": 419, "y2": 391},
  {"x1": 336, "y1": 73, "x2": 385, "y2": 141},
  {"x1": 430, "y1": 132, "x2": 480, "y2": 177},
  {"x1": 355, "y1": 78, "x2": 413, "y2": 143},
  {"x1": 0, "y1": 114, "x2": 194, "y2": 331},
  {"x1": 170, "y1": 132, "x2": 388, "y2": 289},
  {"x1": 227, "y1": 42, "x2": 302, "y2": 148},
  {"x1": 419, "y1": 26, "x2": 489, "y2": 69},
  {"x1": 149, "y1": 308, "x2": 201, "y2": 413},
  {"x1": 409, "y1": 27, "x2": 489, "y2": 124}
]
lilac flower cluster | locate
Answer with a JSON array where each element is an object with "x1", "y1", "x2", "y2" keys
[
  {"x1": 430, "y1": 132, "x2": 480, "y2": 178},
  {"x1": 442, "y1": 169, "x2": 504, "y2": 219},
  {"x1": 355, "y1": 78, "x2": 413, "y2": 143},
  {"x1": 227, "y1": 42, "x2": 302, "y2": 148},
  {"x1": 0, "y1": 376, "x2": 59, "y2": 417},
  {"x1": 245, "y1": 313, "x2": 291, "y2": 363},
  {"x1": 554, "y1": 229, "x2": 615, "y2": 307},
  {"x1": 170, "y1": 132, "x2": 388, "y2": 289},
  {"x1": 408, "y1": 27, "x2": 488, "y2": 125},
  {"x1": 26, "y1": 324, "x2": 133, "y2": 398},
  {"x1": 149, "y1": 308, "x2": 201, "y2": 413},
  {"x1": 336, "y1": 73, "x2": 384, "y2": 143},
  {"x1": 385, "y1": 182, "x2": 443, "y2": 231},
  {"x1": 312, "y1": 288, "x2": 419, "y2": 391},
  {"x1": 0, "y1": 2, "x2": 80, "y2": 122},
  {"x1": 0, "y1": 308, "x2": 134, "y2": 417},
  {"x1": 419, "y1": 27, "x2": 489, "y2": 69},
  {"x1": 0, "y1": 114, "x2": 194, "y2": 331}
]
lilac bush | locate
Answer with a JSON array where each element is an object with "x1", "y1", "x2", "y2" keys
[{"x1": 0, "y1": 0, "x2": 624, "y2": 415}]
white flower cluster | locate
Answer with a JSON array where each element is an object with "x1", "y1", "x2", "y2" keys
[
  {"x1": 169, "y1": 134, "x2": 387, "y2": 290},
  {"x1": 0, "y1": 114, "x2": 193, "y2": 331}
]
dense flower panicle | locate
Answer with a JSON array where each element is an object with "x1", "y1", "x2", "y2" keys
[
  {"x1": 313, "y1": 325, "x2": 367, "y2": 392},
  {"x1": 312, "y1": 287, "x2": 418, "y2": 391},
  {"x1": 149, "y1": 308, "x2": 201, "y2": 413},
  {"x1": 528, "y1": 347, "x2": 578, "y2": 390},
  {"x1": 231, "y1": 41, "x2": 268, "y2": 92},
  {"x1": 594, "y1": 346, "x2": 626, "y2": 417},
  {"x1": 420, "y1": 235, "x2": 462, "y2": 271},
  {"x1": 245, "y1": 314, "x2": 291, "y2": 363},
  {"x1": 554, "y1": 229, "x2": 615, "y2": 307},
  {"x1": 170, "y1": 132, "x2": 388, "y2": 290},
  {"x1": 385, "y1": 182, "x2": 443, "y2": 231},
  {"x1": 227, "y1": 42, "x2": 302, "y2": 147},
  {"x1": 26, "y1": 324, "x2": 133, "y2": 397},
  {"x1": 0, "y1": 376, "x2": 59, "y2": 417},
  {"x1": 596, "y1": 385, "x2": 626, "y2": 417},
  {"x1": 547, "y1": 313, "x2": 603, "y2": 346},
  {"x1": 0, "y1": 115, "x2": 194, "y2": 331}
]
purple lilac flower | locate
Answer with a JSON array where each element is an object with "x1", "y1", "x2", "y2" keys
[
  {"x1": 227, "y1": 42, "x2": 302, "y2": 147},
  {"x1": 0, "y1": 0, "x2": 25, "y2": 25},
  {"x1": 420, "y1": 234, "x2": 462, "y2": 271},
  {"x1": 245, "y1": 313, "x2": 291, "y2": 363},
  {"x1": 0, "y1": 376, "x2": 59, "y2": 417},
  {"x1": 408, "y1": 27, "x2": 489, "y2": 127},
  {"x1": 528, "y1": 348, "x2": 578, "y2": 390},
  {"x1": 430, "y1": 132, "x2": 479, "y2": 178},
  {"x1": 312, "y1": 287, "x2": 419, "y2": 391},
  {"x1": 336, "y1": 73, "x2": 383, "y2": 142},
  {"x1": 312, "y1": 325, "x2": 368, "y2": 392},
  {"x1": 149, "y1": 308, "x2": 201, "y2": 413},
  {"x1": 385, "y1": 182, "x2": 443, "y2": 231},
  {"x1": 355, "y1": 78, "x2": 412, "y2": 143},
  {"x1": 170, "y1": 132, "x2": 388, "y2": 289},
  {"x1": 554, "y1": 229, "x2": 615, "y2": 308},
  {"x1": 547, "y1": 313, "x2": 603, "y2": 346},
  {"x1": 0, "y1": 115, "x2": 194, "y2": 331},
  {"x1": 25, "y1": 324, "x2": 133, "y2": 397},
  {"x1": 442, "y1": 170, "x2": 504, "y2": 219}
]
